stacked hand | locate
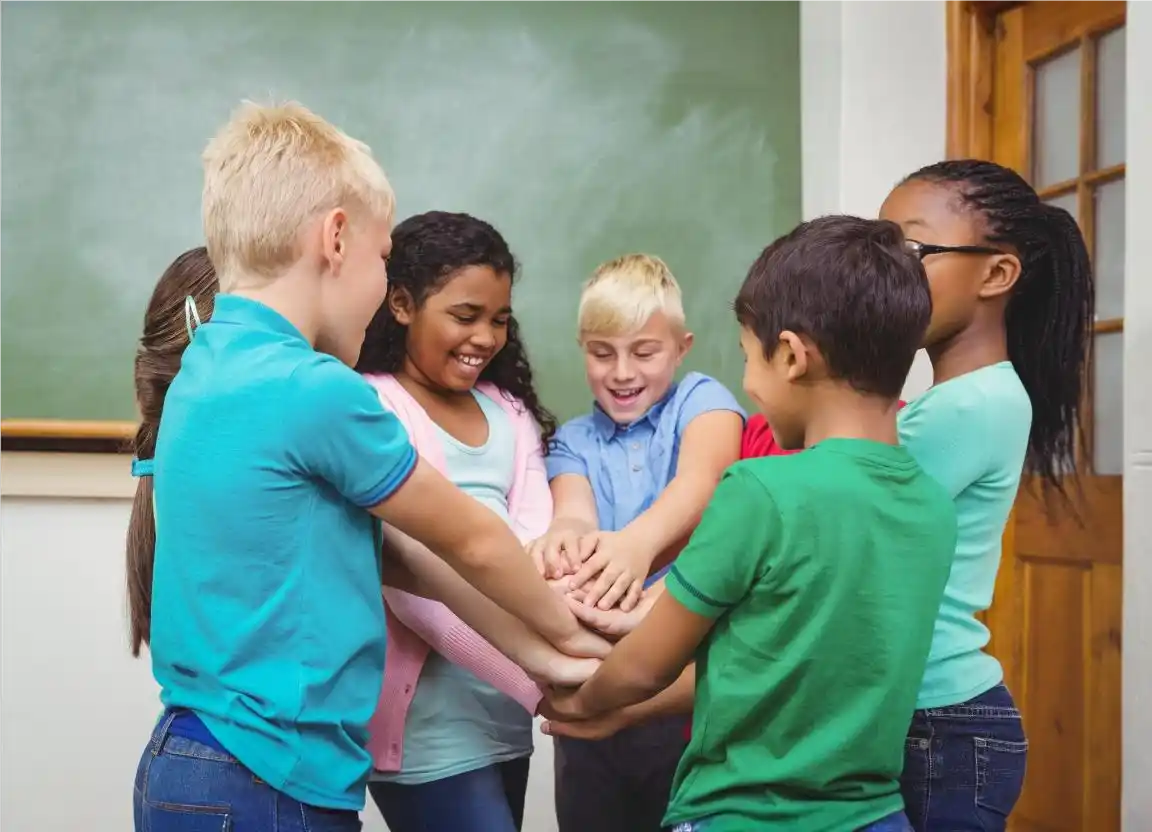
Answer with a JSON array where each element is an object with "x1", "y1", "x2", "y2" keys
[{"x1": 528, "y1": 527, "x2": 654, "y2": 613}]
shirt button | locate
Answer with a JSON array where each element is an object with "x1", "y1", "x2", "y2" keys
[
  {"x1": 403, "y1": 685, "x2": 413, "y2": 695},
  {"x1": 632, "y1": 464, "x2": 642, "y2": 472},
  {"x1": 632, "y1": 442, "x2": 640, "y2": 450}
]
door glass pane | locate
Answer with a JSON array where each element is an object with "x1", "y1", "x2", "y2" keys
[
  {"x1": 1094, "y1": 178, "x2": 1125, "y2": 320},
  {"x1": 1096, "y1": 26, "x2": 1126, "y2": 169},
  {"x1": 1034, "y1": 46, "x2": 1081, "y2": 188},
  {"x1": 1093, "y1": 331, "x2": 1123, "y2": 475}
]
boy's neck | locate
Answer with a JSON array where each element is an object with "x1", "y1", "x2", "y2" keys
[
  {"x1": 229, "y1": 266, "x2": 323, "y2": 348},
  {"x1": 802, "y1": 386, "x2": 901, "y2": 448}
]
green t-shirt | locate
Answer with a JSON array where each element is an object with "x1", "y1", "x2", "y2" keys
[{"x1": 664, "y1": 439, "x2": 957, "y2": 832}]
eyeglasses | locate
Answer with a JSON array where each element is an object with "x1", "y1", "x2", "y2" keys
[{"x1": 906, "y1": 240, "x2": 1005, "y2": 260}]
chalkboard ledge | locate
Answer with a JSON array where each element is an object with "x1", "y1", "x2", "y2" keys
[{"x1": 0, "y1": 420, "x2": 135, "y2": 454}]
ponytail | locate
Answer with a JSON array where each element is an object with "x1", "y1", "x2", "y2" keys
[
  {"x1": 126, "y1": 247, "x2": 217, "y2": 656},
  {"x1": 905, "y1": 160, "x2": 1095, "y2": 502}
]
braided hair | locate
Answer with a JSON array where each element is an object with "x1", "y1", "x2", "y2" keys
[
  {"x1": 126, "y1": 247, "x2": 218, "y2": 656},
  {"x1": 904, "y1": 160, "x2": 1094, "y2": 499},
  {"x1": 356, "y1": 211, "x2": 557, "y2": 449}
]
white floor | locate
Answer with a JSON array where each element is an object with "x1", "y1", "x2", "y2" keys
[{"x1": 362, "y1": 723, "x2": 559, "y2": 832}]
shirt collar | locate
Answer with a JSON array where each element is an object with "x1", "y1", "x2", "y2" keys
[
  {"x1": 208, "y1": 294, "x2": 309, "y2": 344},
  {"x1": 590, "y1": 379, "x2": 679, "y2": 439}
]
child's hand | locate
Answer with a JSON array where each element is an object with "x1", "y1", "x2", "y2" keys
[
  {"x1": 568, "y1": 531, "x2": 650, "y2": 612},
  {"x1": 552, "y1": 623, "x2": 613, "y2": 661},
  {"x1": 526, "y1": 526, "x2": 583, "y2": 579},
  {"x1": 525, "y1": 654, "x2": 602, "y2": 690},
  {"x1": 566, "y1": 587, "x2": 658, "y2": 639},
  {"x1": 539, "y1": 684, "x2": 593, "y2": 722},
  {"x1": 540, "y1": 707, "x2": 635, "y2": 741}
]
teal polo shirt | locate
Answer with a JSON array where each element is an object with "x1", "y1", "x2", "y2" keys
[{"x1": 150, "y1": 294, "x2": 417, "y2": 810}]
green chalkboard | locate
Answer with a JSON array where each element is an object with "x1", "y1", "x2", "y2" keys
[{"x1": 1, "y1": 1, "x2": 800, "y2": 424}]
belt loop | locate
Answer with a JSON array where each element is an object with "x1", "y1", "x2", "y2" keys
[{"x1": 149, "y1": 709, "x2": 180, "y2": 756}]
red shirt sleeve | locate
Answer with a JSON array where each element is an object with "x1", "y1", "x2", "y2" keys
[{"x1": 739, "y1": 403, "x2": 907, "y2": 460}]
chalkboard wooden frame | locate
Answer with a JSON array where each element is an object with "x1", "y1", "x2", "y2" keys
[{"x1": 0, "y1": 420, "x2": 134, "y2": 453}]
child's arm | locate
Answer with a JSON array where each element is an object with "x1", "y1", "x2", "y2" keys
[
  {"x1": 528, "y1": 475, "x2": 598, "y2": 578},
  {"x1": 302, "y1": 364, "x2": 584, "y2": 653},
  {"x1": 542, "y1": 664, "x2": 695, "y2": 740},
  {"x1": 373, "y1": 458, "x2": 589, "y2": 655},
  {"x1": 386, "y1": 528, "x2": 608, "y2": 690},
  {"x1": 571, "y1": 408, "x2": 743, "y2": 610},
  {"x1": 546, "y1": 467, "x2": 776, "y2": 717}
]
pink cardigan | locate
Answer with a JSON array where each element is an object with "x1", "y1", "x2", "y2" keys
[{"x1": 362, "y1": 374, "x2": 551, "y2": 773}]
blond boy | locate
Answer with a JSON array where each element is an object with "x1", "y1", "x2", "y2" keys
[
  {"x1": 136, "y1": 102, "x2": 588, "y2": 828},
  {"x1": 529, "y1": 255, "x2": 744, "y2": 832}
]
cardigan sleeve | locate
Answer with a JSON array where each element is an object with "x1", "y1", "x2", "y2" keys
[{"x1": 382, "y1": 587, "x2": 544, "y2": 714}]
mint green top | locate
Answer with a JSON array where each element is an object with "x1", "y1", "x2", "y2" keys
[
  {"x1": 898, "y1": 362, "x2": 1032, "y2": 709},
  {"x1": 664, "y1": 440, "x2": 956, "y2": 831},
  {"x1": 372, "y1": 390, "x2": 533, "y2": 785}
]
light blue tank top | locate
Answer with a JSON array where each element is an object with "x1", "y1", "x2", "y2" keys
[{"x1": 373, "y1": 389, "x2": 534, "y2": 785}]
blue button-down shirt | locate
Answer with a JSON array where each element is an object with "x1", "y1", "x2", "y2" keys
[{"x1": 546, "y1": 372, "x2": 745, "y2": 580}]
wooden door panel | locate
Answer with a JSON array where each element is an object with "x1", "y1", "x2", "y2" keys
[{"x1": 953, "y1": 2, "x2": 1126, "y2": 829}]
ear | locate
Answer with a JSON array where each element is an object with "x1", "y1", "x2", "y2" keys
[
  {"x1": 388, "y1": 286, "x2": 416, "y2": 326},
  {"x1": 677, "y1": 330, "x2": 695, "y2": 362},
  {"x1": 778, "y1": 330, "x2": 809, "y2": 382},
  {"x1": 979, "y1": 253, "x2": 1022, "y2": 299},
  {"x1": 320, "y1": 208, "x2": 351, "y2": 275}
]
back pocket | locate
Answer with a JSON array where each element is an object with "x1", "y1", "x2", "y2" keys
[
  {"x1": 974, "y1": 736, "x2": 1028, "y2": 822},
  {"x1": 145, "y1": 802, "x2": 231, "y2": 831}
]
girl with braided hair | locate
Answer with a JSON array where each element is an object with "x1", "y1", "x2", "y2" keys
[{"x1": 880, "y1": 159, "x2": 1093, "y2": 831}]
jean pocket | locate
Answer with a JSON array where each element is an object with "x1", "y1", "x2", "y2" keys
[
  {"x1": 145, "y1": 802, "x2": 231, "y2": 831},
  {"x1": 974, "y1": 737, "x2": 1028, "y2": 823}
]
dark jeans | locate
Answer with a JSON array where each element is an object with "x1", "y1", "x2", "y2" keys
[
  {"x1": 555, "y1": 714, "x2": 689, "y2": 832},
  {"x1": 368, "y1": 756, "x2": 530, "y2": 832},
  {"x1": 667, "y1": 810, "x2": 914, "y2": 831},
  {"x1": 133, "y1": 710, "x2": 361, "y2": 832},
  {"x1": 902, "y1": 683, "x2": 1028, "y2": 832}
]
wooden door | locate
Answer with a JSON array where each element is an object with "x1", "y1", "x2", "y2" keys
[{"x1": 951, "y1": 2, "x2": 1127, "y2": 830}]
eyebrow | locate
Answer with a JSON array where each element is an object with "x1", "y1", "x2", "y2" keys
[{"x1": 448, "y1": 302, "x2": 513, "y2": 314}]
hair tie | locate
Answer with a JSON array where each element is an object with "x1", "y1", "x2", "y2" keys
[
  {"x1": 184, "y1": 295, "x2": 202, "y2": 340},
  {"x1": 131, "y1": 458, "x2": 155, "y2": 478}
]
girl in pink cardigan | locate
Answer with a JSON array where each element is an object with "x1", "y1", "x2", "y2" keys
[{"x1": 355, "y1": 212, "x2": 594, "y2": 832}]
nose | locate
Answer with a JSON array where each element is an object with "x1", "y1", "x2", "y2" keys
[
  {"x1": 611, "y1": 353, "x2": 637, "y2": 383},
  {"x1": 469, "y1": 324, "x2": 498, "y2": 352}
]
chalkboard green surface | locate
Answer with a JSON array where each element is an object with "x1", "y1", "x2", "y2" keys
[{"x1": 1, "y1": 1, "x2": 800, "y2": 425}]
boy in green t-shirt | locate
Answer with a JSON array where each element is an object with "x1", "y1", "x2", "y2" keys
[{"x1": 544, "y1": 215, "x2": 957, "y2": 832}]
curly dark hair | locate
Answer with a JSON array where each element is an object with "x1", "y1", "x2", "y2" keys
[
  {"x1": 903, "y1": 159, "x2": 1094, "y2": 503},
  {"x1": 355, "y1": 211, "x2": 557, "y2": 449}
]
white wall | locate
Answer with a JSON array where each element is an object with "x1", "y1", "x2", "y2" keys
[
  {"x1": 1122, "y1": 3, "x2": 1152, "y2": 828},
  {"x1": 801, "y1": 0, "x2": 947, "y2": 399}
]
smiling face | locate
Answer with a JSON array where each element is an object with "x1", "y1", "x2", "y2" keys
[
  {"x1": 390, "y1": 264, "x2": 513, "y2": 393},
  {"x1": 580, "y1": 311, "x2": 692, "y2": 424}
]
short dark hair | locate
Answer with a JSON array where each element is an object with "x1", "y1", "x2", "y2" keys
[{"x1": 734, "y1": 215, "x2": 930, "y2": 399}]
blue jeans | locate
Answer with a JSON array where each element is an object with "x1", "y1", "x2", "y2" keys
[
  {"x1": 901, "y1": 683, "x2": 1028, "y2": 831},
  {"x1": 368, "y1": 756, "x2": 531, "y2": 832},
  {"x1": 667, "y1": 810, "x2": 913, "y2": 831},
  {"x1": 133, "y1": 710, "x2": 362, "y2": 832}
]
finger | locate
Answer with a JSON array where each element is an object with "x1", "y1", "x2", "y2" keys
[
  {"x1": 526, "y1": 540, "x2": 546, "y2": 575},
  {"x1": 576, "y1": 533, "x2": 601, "y2": 563},
  {"x1": 582, "y1": 565, "x2": 621, "y2": 610},
  {"x1": 569, "y1": 554, "x2": 609, "y2": 591},
  {"x1": 596, "y1": 572, "x2": 633, "y2": 611},
  {"x1": 618, "y1": 579, "x2": 644, "y2": 614},
  {"x1": 566, "y1": 595, "x2": 613, "y2": 631},
  {"x1": 567, "y1": 586, "x2": 589, "y2": 603}
]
